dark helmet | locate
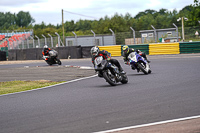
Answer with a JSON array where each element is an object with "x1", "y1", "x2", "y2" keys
[
  {"x1": 122, "y1": 45, "x2": 129, "y2": 54},
  {"x1": 90, "y1": 46, "x2": 100, "y2": 56}
]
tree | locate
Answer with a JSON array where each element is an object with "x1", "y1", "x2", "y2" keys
[
  {"x1": 16, "y1": 11, "x2": 35, "y2": 27},
  {"x1": 134, "y1": 11, "x2": 146, "y2": 19}
]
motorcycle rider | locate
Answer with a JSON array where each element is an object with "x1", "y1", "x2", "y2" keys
[
  {"x1": 42, "y1": 45, "x2": 52, "y2": 56},
  {"x1": 42, "y1": 45, "x2": 59, "y2": 64},
  {"x1": 122, "y1": 45, "x2": 150, "y2": 65},
  {"x1": 91, "y1": 46, "x2": 125, "y2": 77}
]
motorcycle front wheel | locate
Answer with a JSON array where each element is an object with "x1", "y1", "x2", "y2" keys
[
  {"x1": 46, "y1": 60, "x2": 52, "y2": 65},
  {"x1": 103, "y1": 71, "x2": 117, "y2": 86},
  {"x1": 57, "y1": 59, "x2": 62, "y2": 65},
  {"x1": 121, "y1": 74, "x2": 128, "y2": 84},
  {"x1": 137, "y1": 63, "x2": 148, "y2": 74}
]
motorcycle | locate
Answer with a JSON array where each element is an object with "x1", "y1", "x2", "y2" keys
[
  {"x1": 128, "y1": 52, "x2": 151, "y2": 74},
  {"x1": 42, "y1": 50, "x2": 62, "y2": 65},
  {"x1": 94, "y1": 56, "x2": 128, "y2": 86}
]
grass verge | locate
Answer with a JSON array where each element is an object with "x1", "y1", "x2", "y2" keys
[{"x1": 0, "y1": 80, "x2": 65, "y2": 95}]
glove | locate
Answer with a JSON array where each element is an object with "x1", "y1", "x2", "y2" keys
[{"x1": 124, "y1": 61, "x2": 130, "y2": 65}]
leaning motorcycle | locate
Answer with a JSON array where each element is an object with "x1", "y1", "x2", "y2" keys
[
  {"x1": 42, "y1": 50, "x2": 62, "y2": 65},
  {"x1": 94, "y1": 56, "x2": 128, "y2": 86},
  {"x1": 128, "y1": 52, "x2": 151, "y2": 74}
]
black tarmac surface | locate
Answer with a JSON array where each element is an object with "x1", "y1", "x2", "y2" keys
[{"x1": 0, "y1": 54, "x2": 200, "y2": 133}]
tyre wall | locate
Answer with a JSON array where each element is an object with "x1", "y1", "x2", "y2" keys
[
  {"x1": 149, "y1": 43, "x2": 180, "y2": 55},
  {"x1": 179, "y1": 42, "x2": 200, "y2": 54}
]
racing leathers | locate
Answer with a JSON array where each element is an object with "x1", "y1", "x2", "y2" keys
[
  {"x1": 123, "y1": 48, "x2": 150, "y2": 65},
  {"x1": 92, "y1": 50, "x2": 125, "y2": 77},
  {"x1": 42, "y1": 48, "x2": 52, "y2": 56}
]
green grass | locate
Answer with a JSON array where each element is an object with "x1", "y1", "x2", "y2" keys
[{"x1": 0, "y1": 80, "x2": 65, "y2": 95}]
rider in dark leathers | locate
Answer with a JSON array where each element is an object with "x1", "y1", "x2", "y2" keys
[
  {"x1": 42, "y1": 45, "x2": 52, "y2": 56},
  {"x1": 122, "y1": 45, "x2": 150, "y2": 65},
  {"x1": 91, "y1": 46, "x2": 125, "y2": 77}
]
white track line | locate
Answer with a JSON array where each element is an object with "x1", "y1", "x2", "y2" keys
[
  {"x1": 94, "y1": 115, "x2": 200, "y2": 133},
  {"x1": 0, "y1": 74, "x2": 97, "y2": 97}
]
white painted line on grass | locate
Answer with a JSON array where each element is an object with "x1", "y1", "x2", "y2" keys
[
  {"x1": 0, "y1": 74, "x2": 97, "y2": 97},
  {"x1": 94, "y1": 115, "x2": 200, "y2": 133}
]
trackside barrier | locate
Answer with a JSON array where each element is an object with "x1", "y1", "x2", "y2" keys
[
  {"x1": 0, "y1": 47, "x2": 8, "y2": 57},
  {"x1": 179, "y1": 42, "x2": 200, "y2": 54},
  {"x1": 149, "y1": 43, "x2": 180, "y2": 55},
  {"x1": 0, "y1": 51, "x2": 6, "y2": 61},
  {"x1": 98, "y1": 45, "x2": 121, "y2": 56},
  {"x1": 6, "y1": 42, "x2": 200, "y2": 60},
  {"x1": 8, "y1": 46, "x2": 82, "y2": 60}
]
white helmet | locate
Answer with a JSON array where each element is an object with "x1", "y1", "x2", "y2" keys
[
  {"x1": 90, "y1": 46, "x2": 99, "y2": 56},
  {"x1": 44, "y1": 45, "x2": 48, "y2": 48}
]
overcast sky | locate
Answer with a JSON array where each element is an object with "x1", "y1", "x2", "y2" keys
[{"x1": 0, "y1": 0, "x2": 194, "y2": 25}]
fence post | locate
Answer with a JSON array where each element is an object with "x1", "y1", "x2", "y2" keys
[
  {"x1": 42, "y1": 34, "x2": 47, "y2": 46},
  {"x1": 35, "y1": 35, "x2": 40, "y2": 48},
  {"x1": 130, "y1": 27, "x2": 136, "y2": 44},
  {"x1": 91, "y1": 30, "x2": 96, "y2": 45},
  {"x1": 173, "y1": 23, "x2": 179, "y2": 42},
  {"x1": 151, "y1": 25, "x2": 157, "y2": 43},
  {"x1": 109, "y1": 28, "x2": 116, "y2": 45},
  {"x1": 30, "y1": 36, "x2": 35, "y2": 48},
  {"x1": 27, "y1": 39, "x2": 29, "y2": 49},
  {"x1": 55, "y1": 32, "x2": 61, "y2": 47},
  {"x1": 48, "y1": 34, "x2": 53, "y2": 47},
  {"x1": 72, "y1": 31, "x2": 77, "y2": 46}
]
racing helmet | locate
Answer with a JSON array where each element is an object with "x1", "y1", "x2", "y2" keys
[
  {"x1": 122, "y1": 45, "x2": 129, "y2": 54},
  {"x1": 43, "y1": 45, "x2": 49, "y2": 51},
  {"x1": 44, "y1": 45, "x2": 48, "y2": 48},
  {"x1": 90, "y1": 46, "x2": 99, "y2": 56}
]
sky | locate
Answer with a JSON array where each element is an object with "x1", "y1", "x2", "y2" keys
[{"x1": 0, "y1": 0, "x2": 194, "y2": 25}]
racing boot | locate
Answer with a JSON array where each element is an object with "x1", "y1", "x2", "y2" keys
[
  {"x1": 146, "y1": 59, "x2": 151, "y2": 63},
  {"x1": 119, "y1": 67, "x2": 126, "y2": 75},
  {"x1": 142, "y1": 53, "x2": 151, "y2": 63},
  {"x1": 131, "y1": 65, "x2": 135, "y2": 70}
]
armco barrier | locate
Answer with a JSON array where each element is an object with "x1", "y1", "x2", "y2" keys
[
  {"x1": 179, "y1": 42, "x2": 200, "y2": 54},
  {"x1": 81, "y1": 46, "x2": 93, "y2": 58},
  {"x1": 25, "y1": 48, "x2": 38, "y2": 60},
  {"x1": 8, "y1": 46, "x2": 83, "y2": 60},
  {"x1": 8, "y1": 49, "x2": 16, "y2": 60},
  {"x1": 0, "y1": 51, "x2": 6, "y2": 61},
  {"x1": 56, "y1": 46, "x2": 82, "y2": 59},
  {"x1": 7, "y1": 43, "x2": 200, "y2": 60},
  {"x1": 149, "y1": 43, "x2": 180, "y2": 55},
  {"x1": 98, "y1": 45, "x2": 121, "y2": 56},
  {"x1": 0, "y1": 47, "x2": 8, "y2": 57}
]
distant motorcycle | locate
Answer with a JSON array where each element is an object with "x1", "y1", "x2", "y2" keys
[
  {"x1": 94, "y1": 56, "x2": 128, "y2": 86},
  {"x1": 42, "y1": 50, "x2": 62, "y2": 65},
  {"x1": 128, "y1": 52, "x2": 151, "y2": 74}
]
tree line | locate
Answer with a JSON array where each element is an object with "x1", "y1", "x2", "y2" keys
[{"x1": 0, "y1": 0, "x2": 199, "y2": 39}]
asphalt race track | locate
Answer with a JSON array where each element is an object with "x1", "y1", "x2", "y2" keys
[{"x1": 0, "y1": 54, "x2": 200, "y2": 133}]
